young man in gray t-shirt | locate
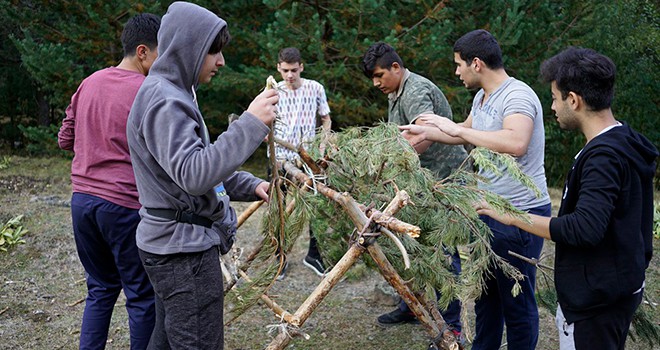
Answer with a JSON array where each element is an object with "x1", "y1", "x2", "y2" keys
[{"x1": 400, "y1": 30, "x2": 551, "y2": 350}]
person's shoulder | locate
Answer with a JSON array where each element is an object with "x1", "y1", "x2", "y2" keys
[
  {"x1": 501, "y1": 78, "x2": 541, "y2": 103},
  {"x1": 303, "y1": 78, "x2": 325, "y2": 89},
  {"x1": 505, "y1": 77, "x2": 536, "y2": 94},
  {"x1": 404, "y1": 72, "x2": 438, "y2": 93},
  {"x1": 407, "y1": 71, "x2": 434, "y2": 85},
  {"x1": 81, "y1": 67, "x2": 113, "y2": 82}
]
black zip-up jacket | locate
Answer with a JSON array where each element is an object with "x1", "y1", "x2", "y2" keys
[{"x1": 549, "y1": 122, "x2": 658, "y2": 323}]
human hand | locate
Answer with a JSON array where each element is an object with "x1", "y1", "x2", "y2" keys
[
  {"x1": 474, "y1": 201, "x2": 514, "y2": 225},
  {"x1": 398, "y1": 124, "x2": 427, "y2": 148},
  {"x1": 247, "y1": 89, "x2": 279, "y2": 126},
  {"x1": 254, "y1": 181, "x2": 270, "y2": 203},
  {"x1": 418, "y1": 113, "x2": 462, "y2": 137}
]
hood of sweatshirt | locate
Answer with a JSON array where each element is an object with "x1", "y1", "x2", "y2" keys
[
  {"x1": 588, "y1": 122, "x2": 658, "y2": 181},
  {"x1": 150, "y1": 1, "x2": 226, "y2": 91}
]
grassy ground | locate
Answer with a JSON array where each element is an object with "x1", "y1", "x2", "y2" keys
[{"x1": 0, "y1": 155, "x2": 658, "y2": 349}]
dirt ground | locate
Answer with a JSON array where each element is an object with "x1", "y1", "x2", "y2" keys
[{"x1": 0, "y1": 156, "x2": 657, "y2": 350}]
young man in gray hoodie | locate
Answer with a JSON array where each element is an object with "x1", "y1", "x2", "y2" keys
[{"x1": 126, "y1": 2, "x2": 278, "y2": 349}]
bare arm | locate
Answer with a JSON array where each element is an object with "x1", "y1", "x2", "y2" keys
[
  {"x1": 320, "y1": 114, "x2": 331, "y2": 131},
  {"x1": 400, "y1": 113, "x2": 472, "y2": 147},
  {"x1": 409, "y1": 117, "x2": 435, "y2": 153},
  {"x1": 419, "y1": 113, "x2": 533, "y2": 157},
  {"x1": 476, "y1": 205, "x2": 552, "y2": 239},
  {"x1": 400, "y1": 124, "x2": 466, "y2": 147}
]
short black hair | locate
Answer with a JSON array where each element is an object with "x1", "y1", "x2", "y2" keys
[
  {"x1": 361, "y1": 42, "x2": 404, "y2": 78},
  {"x1": 540, "y1": 47, "x2": 615, "y2": 111},
  {"x1": 121, "y1": 13, "x2": 160, "y2": 57},
  {"x1": 453, "y1": 29, "x2": 503, "y2": 69},
  {"x1": 208, "y1": 26, "x2": 231, "y2": 55},
  {"x1": 278, "y1": 47, "x2": 302, "y2": 64}
]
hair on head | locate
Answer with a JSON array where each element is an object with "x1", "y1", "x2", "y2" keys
[
  {"x1": 453, "y1": 29, "x2": 503, "y2": 69},
  {"x1": 540, "y1": 47, "x2": 616, "y2": 111},
  {"x1": 121, "y1": 13, "x2": 160, "y2": 57},
  {"x1": 361, "y1": 42, "x2": 404, "y2": 78}
]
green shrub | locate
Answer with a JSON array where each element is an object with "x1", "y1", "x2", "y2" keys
[
  {"x1": 1, "y1": 215, "x2": 27, "y2": 252},
  {"x1": 17, "y1": 124, "x2": 67, "y2": 157}
]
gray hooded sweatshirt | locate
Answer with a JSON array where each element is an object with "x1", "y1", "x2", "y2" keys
[{"x1": 127, "y1": 2, "x2": 270, "y2": 255}]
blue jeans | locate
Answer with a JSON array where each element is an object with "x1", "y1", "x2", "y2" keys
[
  {"x1": 139, "y1": 247, "x2": 224, "y2": 350},
  {"x1": 471, "y1": 203, "x2": 551, "y2": 350},
  {"x1": 71, "y1": 193, "x2": 155, "y2": 350}
]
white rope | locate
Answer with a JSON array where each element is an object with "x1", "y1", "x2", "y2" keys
[
  {"x1": 300, "y1": 162, "x2": 327, "y2": 195},
  {"x1": 266, "y1": 323, "x2": 291, "y2": 339}
]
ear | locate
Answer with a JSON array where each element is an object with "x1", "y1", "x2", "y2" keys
[
  {"x1": 567, "y1": 91, "x2": 581, "y2": 110},
  {"x1": 136, "y1": 44, "x2": 149, "y2": 60},
  {"x1": 299, "y1": 63, "x2": 304, "y2": 72},
  {"x1": 472, "y1": 58, "x2": 481, "y2": 71},
  {"x1": 391, "y1": 62, "x2": 401, "y2": 72}
]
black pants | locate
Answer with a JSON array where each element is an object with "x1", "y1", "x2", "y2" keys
[
  {"x1": 139, "y1": 247, "x2": 224, "y2": 350},
  {"x1": 557, "y1": 291, "x2": 643, "y2": 350}
]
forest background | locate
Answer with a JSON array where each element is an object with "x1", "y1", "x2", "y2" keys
[
  {"x1": 0, "y1": 1, "x2": 659, "y2": 349},
  {"x1": 0, "y1": 0, "x2": 658, "y2": 188}
]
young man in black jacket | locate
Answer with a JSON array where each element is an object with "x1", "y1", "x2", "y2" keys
[{"x1": 477, "y1": 47, "x2": 658, "y2": 350}]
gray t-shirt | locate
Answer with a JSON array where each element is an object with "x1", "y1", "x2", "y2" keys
[
  {"x1": 471, "y1": 77, "x2": 550, "y2": 209},
  {"x1": 389, "y1": 70, "x2": 468, "y2": 179}
]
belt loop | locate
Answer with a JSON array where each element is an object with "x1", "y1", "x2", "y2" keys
[{"x1": 175, "y1": 210, "x2": 182, "y2": 221}]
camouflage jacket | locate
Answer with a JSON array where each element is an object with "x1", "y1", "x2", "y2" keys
[{"x1": 388, "y1": 70, "x2": 467, "y2": 179}]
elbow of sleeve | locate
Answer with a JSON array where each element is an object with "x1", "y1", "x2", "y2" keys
[
  {"x1": 58, "y1": 139, "x2": 72, "y2": 151},
  {"x1": 176, "y1": 171, "x2": 211, "y2": 196}
]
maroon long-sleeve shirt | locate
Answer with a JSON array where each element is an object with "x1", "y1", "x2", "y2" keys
[{"x1": 58, "y1": 67, "x2": 145, "y2": 209}]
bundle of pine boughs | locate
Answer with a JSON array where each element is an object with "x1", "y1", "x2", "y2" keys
[
  {"x1": 303, "y1": 123, "x2": 537, "y2": 311},
  {"x1": 226, "y1": 123, "x2": 537, "y2": 322},
  {"x1": 226, "y1": 123, "x2": 660, "y2": 347}
]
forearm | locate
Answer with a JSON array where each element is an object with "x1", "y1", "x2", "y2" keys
[
  {"x1": 320, "y1": 115, "x2": 331, "y2": 131},
  {"x1": 456, "y1": 127, "x2": 528, "y2": 156},
  {"x1": 477, "y1": 205, "x2": 552, "y2": 239},
  {"x1": 511, "y1": 213, "x2": 552, "y2": 240},
  {"x1": 425, "y1": 127, "x2": 467, "y2": 145}
]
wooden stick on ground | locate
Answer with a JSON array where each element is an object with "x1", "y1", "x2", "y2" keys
[{"x1": 237, "y1": 270, "x2": 295, "y2": 324}]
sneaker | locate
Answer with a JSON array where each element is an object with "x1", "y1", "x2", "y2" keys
[
  {"x1": 302, "y1": 255, "x2": 326, "y2": 277},
  {"x1": 276, "y1": 260, "x2": 288, "y2": 281},
  {"x1": 377, "y1": 308, "x2": 419, "y2": 326}
]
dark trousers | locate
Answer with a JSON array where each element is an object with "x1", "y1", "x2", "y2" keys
[
  {"x1": 398, "y1": 249, "x2": 463, "y2": 332},
  {"x1": 71, "y1": 193, "x2": 155, "y2": 350},
  {"x1": 139, "y1": 247, "x2": 224, "y2": 350},
  {"x1": 472, "y1": 203, "x2": 552, "y2": 350},
  {"x1": 560, "y1": 291, "x2": 643, "y2": 350}
]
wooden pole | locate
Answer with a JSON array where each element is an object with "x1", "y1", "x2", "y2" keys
[
  {"x1": 267, "y1": 163, "x2": 458, "y2": 349},
  {"x1": 237, "y1": 200, "x2": 265, "y2": 228},
  {"x1": 264, "y1": 242, "x2": 366, "y2": 350},
  {"x1": 236, "y1": 270, "x2": 296, "y2": 324}
]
